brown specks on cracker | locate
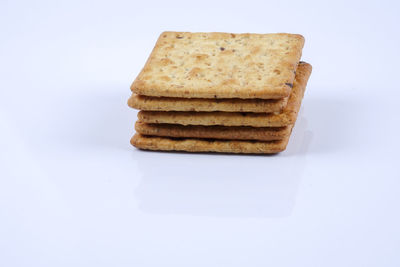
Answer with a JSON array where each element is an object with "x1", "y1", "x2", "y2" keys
[
  {"x1": 188, "y1": 67, "x2": 203, "y2": 77},
  {"x1": 285, "y1": 83, "x2": 293, "y2": 88},
  {"x1": 220, "y1": 47, "x2": 225, "y2": 51},
  {"x1": 160, "y1": 58, "x2": 174, "y2": 66},
  {"x1": 194, "y1": 53, "x2": 209, "y2": 61},
  {"x1": 160, "y1": 76, "x2": 171, "y2": 81}
]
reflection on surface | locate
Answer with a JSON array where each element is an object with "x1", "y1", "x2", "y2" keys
[{"x1": 132, "y1": 115, "x2": 311, "y2": 218}]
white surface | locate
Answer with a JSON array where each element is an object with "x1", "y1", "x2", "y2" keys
[{"x1": 1, "y1": 0, "x2": 400, "y2": 266}]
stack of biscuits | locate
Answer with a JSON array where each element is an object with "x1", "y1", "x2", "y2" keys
[{"x1": 128, "y1": 32, "x2": 312, "y2": 154}]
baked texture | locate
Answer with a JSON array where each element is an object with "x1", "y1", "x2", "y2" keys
[
  {"x1": 131, "y1": 31, "x2": 304, "y2": 99},
  {"x1": 135, "y1": 121, "x2": 291, "y2": 141},
  {"x1": 138, "y1": 62, "x2": 311, "y2": 127},
  {"x1": 131, "y1": 134, "x2": 290, "y2": 154},
  {"x1": 128, "y1": 94, "x2": 288, "y2": 113}
]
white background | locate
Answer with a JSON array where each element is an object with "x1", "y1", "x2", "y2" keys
[{"x1": 1, "y1": 0, "x2": 400, "y2": 266}]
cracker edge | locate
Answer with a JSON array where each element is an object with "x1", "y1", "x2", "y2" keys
[
  {"x1": 127, "y1": 93, "x2": 288, "y2": 113},
  {"x1": 135, "y1": 121, "x2": 291, "y2": 141},
  {"x1": 130, "y1": 133, "x2": 290, "y2": 154}
]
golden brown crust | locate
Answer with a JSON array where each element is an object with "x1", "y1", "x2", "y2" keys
[
  {"x1": 135, "y1": 121, "x2": 291, "y2": 141},
  {"x1": 131, "y1": 31, "x2": 305, "y2": 99},
  {"x1": 131, "y1": 133, "x2": 290, "y2": 154},
  {"x1": 138, "y1": 62, "x2": 312, "y2": 127},
  {"x1": 127, "y1": 94, "x2": 288, "y2": 113}
]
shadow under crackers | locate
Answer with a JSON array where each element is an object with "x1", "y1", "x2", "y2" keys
[
  {"x1": 132, "y1": 140, "x2": 308, "y2": 218},
  {"x1": 297, "y1": 92, "x2": 358, "y2": 154}
]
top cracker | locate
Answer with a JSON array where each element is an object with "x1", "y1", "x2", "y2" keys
[{"x1": 131, "y1": 32, "x2": 304, "y2": 99}]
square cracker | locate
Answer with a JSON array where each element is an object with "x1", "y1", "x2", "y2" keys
[
  {"x1": 131, "y1": 32, "x2": 305, "y2": 99},
  {"x1": 128, "y1": 94, "x2": 288, "y2": 113},
  {"x1": 131, "y1": 133, "x2": 290, "y2": 154},
  {"x1": 138, "y1": 62, "x2": 312, "y2": 127},
  {"x1": 135, "y1": 121, "x2": 291, "y2": 141}
]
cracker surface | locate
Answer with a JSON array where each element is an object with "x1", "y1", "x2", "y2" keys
[{"x1": 131, "y1": 32, "x2": 304, "y2": 99}]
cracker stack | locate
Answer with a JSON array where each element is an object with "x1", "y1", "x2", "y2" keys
[{"x1": 128, "y1": 32, "x2": 312, "y2": 154}]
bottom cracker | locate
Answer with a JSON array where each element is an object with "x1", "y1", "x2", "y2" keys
[
  {"x1": 135, "y1": 121, "x2": 291, "y2": 141},
  {"x1": 130, "y1": 133, "x2": 290, "y2": 154}
]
